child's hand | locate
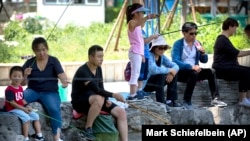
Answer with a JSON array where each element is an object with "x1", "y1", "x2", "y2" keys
[
  {"x1": 152, "y1": 34, "x2": 160, "y2": 39},
  {"x1": 23, "y1": 105, "x2": 33, "y2": 113},
  {"x1": 27, "y1": 106, "x2": 33, "y2": 112},
  {"x1": 147, "y1": 14, "x2": 158, "y2": 19},
  {"x1": 23, "y1": 107, "x2": 31, "y2": 113}
]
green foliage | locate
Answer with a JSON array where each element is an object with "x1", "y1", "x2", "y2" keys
[
  {"x1": 0, "y1": 42, "x2": 20, "y2": 63},
  {"x1": 1, "y1": 11, "x2": 250, "y2": 63},
  {"x1": 3, "y1": 21, "x2": 29, "y2": 41},
  {"x1": 231, "y1": 30, "x2": 250, "y2": 50},
  {"x1": 23, "y1": 17, "x2": 43, "y2": 34},
  {"x1": 105, "y1": 7, "x2": 121, "y2": 23}
]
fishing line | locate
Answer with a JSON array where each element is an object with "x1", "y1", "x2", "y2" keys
[
  {"x1": 46, "y1": 0, "x2": 72, "y2": 40},
  {"x1": 160, "y1": 21, "x2": 223, "y2": 35},
  {"x1": 4, "y1": 100, "x2": 90, "y2": 138}
]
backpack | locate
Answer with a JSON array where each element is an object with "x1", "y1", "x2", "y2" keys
[
  {"x1": 124, "y1": 61, "x2": 131, "y2": 81},
  {"x1": 72, "y1": 110, "x2": 119, "y2": 141},
  {"x1": 93, "y1": 114, "x2": 119, "y2": 141}
]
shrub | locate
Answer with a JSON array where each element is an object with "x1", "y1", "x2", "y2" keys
[
  {"x1": 0, "y1": 42, "x2": 18, "y2": 63},
  {"x1": 23, "y1": 17, "x2": 43, "y2": 34},
  {"x1": 105, "y1": 7, "x2": 121, "y2": 23},
  {"x1": 3, "y1": 21, "x2": 29, "y2": 41}
]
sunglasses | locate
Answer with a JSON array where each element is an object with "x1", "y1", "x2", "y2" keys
[
  {"x1": 189, "y1": 32, "x2": 198, "y2": 36},
  {"x1": 157, "y1": 46, "x2": 168, "y2": 51}
]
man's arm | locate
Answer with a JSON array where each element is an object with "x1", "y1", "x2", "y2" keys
[
  {"x1": 84, "y1": 81, "x2": 113, "y2": 97},
  {"x1": 238, "y1": 50, "x2": 250, "y2": 57}
]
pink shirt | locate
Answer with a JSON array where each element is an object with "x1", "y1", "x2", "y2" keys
[{"x1": 128, "y1": 25, "x2": 144, "y2": 55}]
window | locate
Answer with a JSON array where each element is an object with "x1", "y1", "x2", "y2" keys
[
  {"x1": 44, "y1": 0, "x2": 73, "y2": 5},
  {"x1": 86, "y1": 0, "x2": 100, "y2": 5},
  {"x1": 43, "y1": 0, "x2": 101, "y2": 5},
  {"x1": 73, "y1": 0, "x2": 85, "y2": 4},
  {"x1": 44, "y1": 0, "x2": 56, "y2": 3}
]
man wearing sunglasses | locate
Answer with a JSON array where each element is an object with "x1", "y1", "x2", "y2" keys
[{"x1": 171, "y1": 22, "x2": 227, "y2": 110}]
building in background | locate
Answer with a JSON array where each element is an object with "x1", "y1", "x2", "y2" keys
[{"x1": 36, "y1": 0, "x2": 105, "y2": 27}]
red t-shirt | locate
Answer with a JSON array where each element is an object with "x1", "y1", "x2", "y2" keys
[{"x1": 5, "y1": 85, "x2": 24, "y2": 111}]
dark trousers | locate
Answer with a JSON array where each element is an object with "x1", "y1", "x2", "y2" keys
[
  {"x1": 215, "y1": 65, "x2": 250, "y2": 92},
  {"x1": 177, "y1": 68, "x2": 219, "y2": 103},
  {"x1": 143, "y1": 74, "x2": 178, "y2": 103},
  {"x1": 237, "y1": 1, "x2": 249, "y2": 15}
]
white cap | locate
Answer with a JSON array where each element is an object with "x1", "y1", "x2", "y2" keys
[{"x1": 149, "y1": 35, "x2": 170, "y2": 51}]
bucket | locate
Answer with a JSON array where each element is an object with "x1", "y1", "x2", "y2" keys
[{"x1": 58, "y1": 84, "x2": 68, "y2": 102}]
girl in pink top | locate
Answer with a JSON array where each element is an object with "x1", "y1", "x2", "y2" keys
[{"x1": 126, "y1": 3, "x2": 157, "y2": 101}]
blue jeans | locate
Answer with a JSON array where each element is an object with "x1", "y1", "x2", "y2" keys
[
  {"x1": 138, "y1": 58, "x2": 149, "y2": 81},
  {"x1": 10, "y1": 109, "x2": 39, "y2": 123},
  {"x1": 24, "y1": 88, "x2": 62, "y2": 135}
]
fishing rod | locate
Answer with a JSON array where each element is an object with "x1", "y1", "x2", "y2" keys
[
  {"x1": 46, "y1": 0, "x2": 72, "y2": 40},
  {"x1": 153, "y1": 0, "x2": 166, "y2": 34},
  {"x1": 160, "y1": 20, "x2": 223, "y2": 35},
  {"x1": 0, "y1": 0, "x2": 3, "y2": 14}
]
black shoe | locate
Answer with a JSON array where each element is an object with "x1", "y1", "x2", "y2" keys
[
  {"x1": 83, "y1": 127, "x2": 96, "y2": 141},
  {"x1": 34, "y1": 134, "x2": 45, "y2": 141},
  {"x1": 166, "y1": 101, "x2": 182, "y2": 107}
]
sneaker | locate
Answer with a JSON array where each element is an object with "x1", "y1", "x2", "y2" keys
[
  {"x1": 239, "y1": 98, "x2": 250, "y2": 107},
  {"x1": 183, "y1": 101, "x2": 193, "y2": 110},
  {"x1": 137, "y1": 90, "x2": 150, "y2": 98},
  {"x1": 83, "y1": 127, "x2": 96, "y2": 141},
  {"x1": 127, "y1": 93, "x2": 145, "y2": 102},
  {"x1": 247, "y1": 98, "x2": 250, "y2": 102},
  {"x1": 166, "y1": 101, "x2": 183, "y2": 107},
  {"x1": 211, "y1": 98, "x2": 227, "y2": 107},
  {"x1": 34, "y1": 135, "x2": 45, "y2": 141}
]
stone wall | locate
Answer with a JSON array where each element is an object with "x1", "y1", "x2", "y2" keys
[
  {"x1": 176, "y1": 79, "x2": 239, "y2": 106},
  {"x1": 0, "y1": 98, "x2": 172, "y2": 141}
]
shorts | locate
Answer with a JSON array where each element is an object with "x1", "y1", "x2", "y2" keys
[{"x1": 72, "y1": 90, "x2": 117, "y2": 114}]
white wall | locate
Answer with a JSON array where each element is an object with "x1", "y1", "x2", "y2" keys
[{"x1": 36, "y1": 0, "x2": 105, "y2": 27}]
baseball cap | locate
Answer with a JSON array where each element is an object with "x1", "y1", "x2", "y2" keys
[
  {"x1": 131, "y1": 7, "x2": 149, "y2": 14},
  {"x1": 149, "y1": 35, "x2": 171, "y2": 51}
]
